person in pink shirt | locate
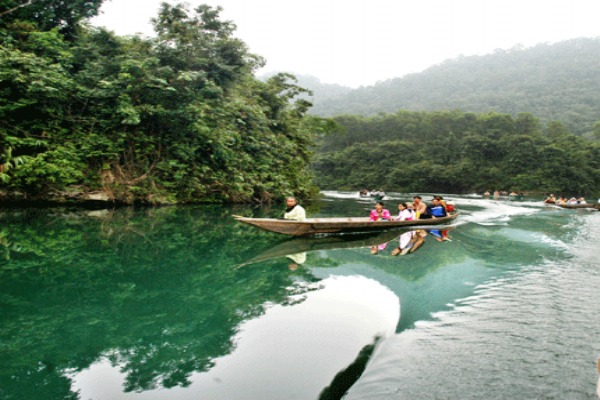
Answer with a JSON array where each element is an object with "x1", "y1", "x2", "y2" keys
[
  {"x1": 369, "y1": 201, "x2": 391, "y2": 254},
  {"x1": 369, "y1": 201, "x2": 391, "y2": 221}
]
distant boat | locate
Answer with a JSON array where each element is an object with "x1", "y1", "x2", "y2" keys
[
  {"x1": 359, "y1": 190, "x2": 385, "y2": 200},
  {"x1": 233, "y1": 213, "x2": 459, "y2": 236}
]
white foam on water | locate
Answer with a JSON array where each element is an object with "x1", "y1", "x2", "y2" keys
[
  {"x1": 320, "y1": 190, "x2": 363, "y2": 199},
  {"x1": 455, "y1": 197, "x2": 540, "y2": 226}
]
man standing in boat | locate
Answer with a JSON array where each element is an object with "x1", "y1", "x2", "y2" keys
[{"x1": 284, "y1": 196, "x2": 306, "y2": 221}]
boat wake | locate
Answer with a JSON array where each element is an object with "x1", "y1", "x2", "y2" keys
[
  {"x1": 321, "y1": 191, "x2": 363, "y2": 200},
  {"x1": 458, "y1": 198, "x2": 540, "y2": 226}
]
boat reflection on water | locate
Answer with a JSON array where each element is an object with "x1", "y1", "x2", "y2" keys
[
  {"x1": 371, "y1": 226, "x2": 454, "y2": 256},
  {"x1": 237, "y1": 226, "x2": 457, "y2": 268}
]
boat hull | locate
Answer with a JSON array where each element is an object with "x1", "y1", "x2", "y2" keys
[
  {"x1": 557, "y1": 203, "x2": 596, "y2": 209},
  {"x1": 233, "y1": 213, "x2": 459, "y2": 236}
]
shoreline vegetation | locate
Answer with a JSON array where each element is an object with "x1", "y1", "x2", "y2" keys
[
  {"x1": 1, "y1": 2, "x2": 599, "y2": 206},
  {"x1": 0, "y1": 2, "x2": 329, "y2": 206},
  {"x1": 312, "y1": 111, "x2": 600, "y2": 198}
]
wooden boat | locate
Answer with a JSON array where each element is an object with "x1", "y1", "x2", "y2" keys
[
  {"x1": 359, "y1": 191, "x2": 385, "y2": 200},
  {"x1": 233, "y1": 212, "x2": 459, "y2": 236}
]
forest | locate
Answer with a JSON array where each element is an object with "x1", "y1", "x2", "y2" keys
[
  {"x1": 309, "y1": 38, "x2": 600, "y2": 139},
  {"x1": 312, "y1": 110, "x2": 600, "y2": 197},
  {"x1": 0, "y1": 0, "x2": 328, "y2": 204},
  {"x1": 1, "y1": 1, "x2": 599, "y2": 204}
]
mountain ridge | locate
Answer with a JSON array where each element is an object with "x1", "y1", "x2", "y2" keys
[{"x1": 294, "y1": 37, "x2": 600, "y2": 137}]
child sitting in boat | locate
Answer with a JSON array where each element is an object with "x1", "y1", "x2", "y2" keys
[
  {"x1": 392, "y1": 202, "x2": 414, "y2": 221},
  {"x1": 370, "y1": 201, "x2": 391, "y2": 221}
]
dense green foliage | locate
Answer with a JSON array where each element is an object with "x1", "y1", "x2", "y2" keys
[
  {"x1": 312, "y1": 110, "x2": 600, "y2": 196},
  {"x1": 0, "y1": 0, "x2": 104, "y2": 39},
  {"x1": 310, "y1": 38, "x2": 600, "y2": 138},
  {"x1": 0, "y1": 2, "x2": 327, "y2": 204}
]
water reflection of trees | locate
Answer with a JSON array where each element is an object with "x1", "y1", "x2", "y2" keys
[{"x1": 0, "y1": 206, "x2": 318, "y2": 398}]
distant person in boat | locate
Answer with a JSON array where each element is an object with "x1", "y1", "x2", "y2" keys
[
  {"x1": 577, "y1": 197, "x2": 587, "y2": 204},
  {"x1": 545, "y1": 194, "x2": 556, "y2": 203},
  {"x1": 412, "y1": 196, "x2": 427, "y2": 219},
  {"x1": 284, "y1": 196, "x2": 306, "y2": 221},
  {"x1": 483, "y1": 191, "x2": 491, "y2": 197},
  {"x1": 370, "y1": 201, "x2": 391, "y2": 221},
  {"x1": 392, "y1": 202, "x2": 414, "y2": 221},
  {"x1": 493, "y1": 190, "x2": 500, "y2": 199}
]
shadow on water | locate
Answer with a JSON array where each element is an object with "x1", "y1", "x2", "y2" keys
[{"x1": 318, "y1": 336, "x2": 382, "y2": 400}]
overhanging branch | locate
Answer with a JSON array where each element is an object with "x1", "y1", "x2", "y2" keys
[{"x1": 0, "y1": 0, "x2": 36, "y2": 18}]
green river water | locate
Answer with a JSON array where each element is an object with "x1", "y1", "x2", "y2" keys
[{"x1": 1, "y1": 192, "x2": 599, "y2": 399}]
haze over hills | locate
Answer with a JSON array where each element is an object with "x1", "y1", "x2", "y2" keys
[
  {"x1": 259, "y1": 73, "x2": 353, "y2": 102},
  {"x1": 297, "y1": 37, "x2": 600, "y2": 137}
]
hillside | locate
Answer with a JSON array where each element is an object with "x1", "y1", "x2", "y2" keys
[
  {"x1": 259, "y1": 73, "x2": 353, "y2": 102},
  {"x1": 311, "y1": 110, "x2": 600, "y2": 196},
  {"x1": 309, "y1": 38, "x2": 600, "y2": 137}
]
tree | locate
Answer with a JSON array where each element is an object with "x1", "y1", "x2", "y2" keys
[
  {"x1": 592, "y1": 121, "x2": 600, "y2": 141},
  {"x1": 0, "y1": 0, "x2": 105, "y2": 39},
  {"x1": 0, "y1": 2, "x2": 326, "y2": 203},
  {"x1": 546, "y1": 120, "x2": 570, "y2": 139},
  {"x1": 312, "y1": 110, "x2": 600, "y2": 196}
]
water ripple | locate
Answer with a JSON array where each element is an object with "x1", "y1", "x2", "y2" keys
[{"x1": 346, "y1": 261, "x2": 600, "y2": 400}]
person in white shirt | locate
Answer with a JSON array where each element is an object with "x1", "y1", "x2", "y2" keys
[
  {"x1": 390, "y1": 203, "x2": 417, "y2": 256},
  {"x1": 392, "y1": 202, "x2": 415, "y2": 221},
  {"x1": 283, "y1": 196, "x2": 306, "y2": 221}
]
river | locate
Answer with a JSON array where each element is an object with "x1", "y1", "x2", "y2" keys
[{"x1": 0, "y1": 192, "x2": 599, "y2": 399}]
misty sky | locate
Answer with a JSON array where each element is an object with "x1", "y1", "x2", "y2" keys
[{"x1": 91, "y1": 0, "x2": 600, "y2": 88}]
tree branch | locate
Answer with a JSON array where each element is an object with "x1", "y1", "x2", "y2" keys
[{"x1": 0, "y1": 0, "x2": 35, "y2": 18}]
